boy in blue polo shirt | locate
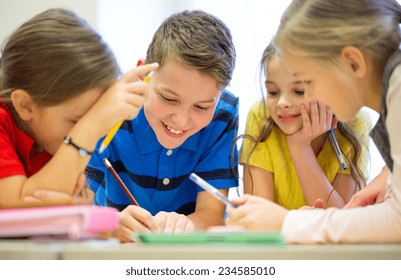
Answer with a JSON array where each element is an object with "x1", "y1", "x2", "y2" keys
[{"x1": 86, "y1": 10, "x2": 238, "y2": 242}]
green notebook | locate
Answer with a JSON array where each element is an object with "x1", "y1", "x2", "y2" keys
[{"x1": 133, "y1": 231, "x2": 284, "y2": 244}]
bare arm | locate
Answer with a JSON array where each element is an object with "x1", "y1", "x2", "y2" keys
[
  {"x1": 187, "y1": 189, "x2": 229, "y2": 229},
  {"x1": 287, "y1": 101, "x2": 349, "y2": 208},
  {"x1": 344, "y1": 165, "x2": 389, "y2": 208},
  {"x1": 243, "y1": 164, "x2": 275, "y2": 201},
  {"x1": 289, "y1": 144, "x2": 355, "y2": 207},
  {"x1": 0, "y1": 64, "x2": 158, "y2": 206}
]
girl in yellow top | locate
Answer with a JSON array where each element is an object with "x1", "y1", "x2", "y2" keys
[{"x1": 240, "y1": 43, "x2": 371, "y2": 209}]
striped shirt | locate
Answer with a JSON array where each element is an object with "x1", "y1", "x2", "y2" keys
[{"x1": 86, "y1": 90, "x2": 239, "y2": 215}]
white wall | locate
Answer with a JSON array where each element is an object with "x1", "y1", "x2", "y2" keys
[{"x1": 0, "y1": 0, "x2": 97, "y2": 43}]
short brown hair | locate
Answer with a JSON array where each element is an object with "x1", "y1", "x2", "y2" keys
[{"x1": 146, "y1": 10, "x2": 236, "y2": 89}]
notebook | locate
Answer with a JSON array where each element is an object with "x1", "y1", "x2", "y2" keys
[
  {"x1": 0, "y1": 205, "x2": 119, "y2": 240},
  {"x1": 133, "y1": 231, "x2": 284, "y2": 244}
]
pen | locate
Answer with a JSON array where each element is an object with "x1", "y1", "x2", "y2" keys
[
  {"x1": 103, "y1": 158, "x2": 140, "y2": 206},
  {"x1": 98, "y1": 69, "x2": 154, "y2": 153},
  {"x1": 328, "y1": 128, "x2": 348, "y2": 171},
  {"x1": 189, "y1": 173, "x2": 238, "y2": 208}
]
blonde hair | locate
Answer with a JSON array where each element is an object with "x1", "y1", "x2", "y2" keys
[{"x1": 274, "y1": 0, "x2": 401, "y2": 72}]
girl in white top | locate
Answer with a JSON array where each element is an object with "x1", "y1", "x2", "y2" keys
[{"x1": 226, "y1": 0, "x2": 401, "y2": 243}]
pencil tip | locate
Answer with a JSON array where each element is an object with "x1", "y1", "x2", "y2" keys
[{"x1": 102, "y1": 158, "x2": 111, "y2": 167}]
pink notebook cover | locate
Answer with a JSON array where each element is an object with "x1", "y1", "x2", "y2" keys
[{"x1": 0, "y1": 205, "x2": 119, "y2": 240}]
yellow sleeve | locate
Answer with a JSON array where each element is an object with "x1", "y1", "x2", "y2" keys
[
  {"x1": 239, "y1": 102, "x2": 275, "y2": 172},
  {"x1": 239, "y1": 102, "x2": 266, "y2": 163}
]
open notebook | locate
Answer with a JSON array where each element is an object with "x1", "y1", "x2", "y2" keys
[{"x1": 0, "y1": 205, "x2": 119, "y2": 240}]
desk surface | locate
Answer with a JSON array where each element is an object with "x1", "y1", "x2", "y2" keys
[{"x1": 1, "y1": 239, "x2": 401, "y2": 260}]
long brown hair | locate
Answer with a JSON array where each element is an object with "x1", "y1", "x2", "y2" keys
[
  {"x1": 0, "y1": 8, "x2": 120, "y2": 107},
  {"x1": 236, "y1": 43, "x2": 367, "y2": 195}
]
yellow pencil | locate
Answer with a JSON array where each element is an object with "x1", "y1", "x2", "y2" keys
[
  {"x1": 98, "y1": 71, "x2": 154, "y2": 153},
  {"x1": 99, "y1": 120, "x2": 124, "y2": 153}
]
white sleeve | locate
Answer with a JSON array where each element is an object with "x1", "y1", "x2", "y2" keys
[{"x1": 281, "y1": 65, "x2": 401, "y2": 243}]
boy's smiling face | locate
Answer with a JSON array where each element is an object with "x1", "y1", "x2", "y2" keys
[{"x1": 144, "y1": 61, "x2": 220, "y2": 149}]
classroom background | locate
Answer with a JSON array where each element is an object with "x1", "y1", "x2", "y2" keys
[{"x1": 0, "y1": 0, "x2": 387, "y2": 186}]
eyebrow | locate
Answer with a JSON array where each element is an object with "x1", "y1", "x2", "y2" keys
[
  {"x1": 265, "y1": 80, "x2": 304, "y2": 85},
  {"x1": 292, "y1": 81, "x2": 304, "y2": 85},
  {"x1": 158, "y1": 86, "x2": 217, "y2": 103}
]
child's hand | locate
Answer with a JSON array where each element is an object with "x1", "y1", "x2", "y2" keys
[
  {"x1": 299, "y1": 199, "x2": 326, "y2": 210},
  {"x1": 154, "y1": 211, "x2": 195, "y2": 233},
  {"x1": 287, "y1": 100, "x2": 334, "y2": 147},
  {"x1": 83, "y1": 62, "x2": 159, "y2": 139},
  {"x1": 344, "y1": 180, "x2": 386, "y2": 208},
  {"x1": 23, "y1": 173, "x2": 91, "y2": 205},
  {"x1": 114, "y1": 205, "x2": 161, "y2": 243},
  {"x1": 344, "y1": 166, "x2": 389, "y2": 209},
  {"x1": 226, "y1": 194, "x2": 288, "y2": 231}
]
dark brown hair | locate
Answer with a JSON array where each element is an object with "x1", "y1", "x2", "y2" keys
[{"x1": 0, "y1": 8, "x2": 120, "y2": 107}]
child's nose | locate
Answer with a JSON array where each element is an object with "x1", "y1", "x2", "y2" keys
[
  {"x1": 277, "y1": 94, "x2": 292, "y2": 109},
  {"x1": 171, "y1": 109, "x2": 190, "y2": 127}
]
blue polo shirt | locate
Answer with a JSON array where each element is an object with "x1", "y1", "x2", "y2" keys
[{"x1": 86, "y1": 90, "x2": 239, "y2": 215}]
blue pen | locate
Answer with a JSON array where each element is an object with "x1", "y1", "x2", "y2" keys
[{"x1": 328, "y1": 128, "x2": 348, "y2": 170}]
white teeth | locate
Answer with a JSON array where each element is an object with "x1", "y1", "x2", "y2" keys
[{"x1": 167, "y1": 125, "x2": 184, "y2": 135}]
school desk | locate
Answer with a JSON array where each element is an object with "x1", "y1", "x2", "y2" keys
[{"x1": 0, "y1": 239, "x2": 401, "y2": 260}]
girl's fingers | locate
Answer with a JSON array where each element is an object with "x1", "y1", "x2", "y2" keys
[
  {"x1": 309, "y1": 100, "x2": 319, "y2": 134},
  {"x1": 120, "y1": 62, "x2": 159, "y2": 83},
  {"x1": 300, "y1": 103, "x2": 311, "y2": 133},
  {"x1": 318, "y1": 102, "x2": 327, "y2": 130},
  {"x1": 332, "y1": 115, "x2": 339, "y2": 128},
  {"x1": 124, "y1": 81, "x2": 149, "y2": 97}
]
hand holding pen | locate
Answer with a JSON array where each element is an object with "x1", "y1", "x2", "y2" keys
[{"x1": 99, "y1": 61, "x2": 157, "y2": 153}]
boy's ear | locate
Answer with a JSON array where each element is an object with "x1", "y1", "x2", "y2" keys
[
  {"x1": 10, "y1": 89, "x2": 36, "y2": 121},
  {"x1": 340, "y1": 46, "x2": 367, "y2": 78}
]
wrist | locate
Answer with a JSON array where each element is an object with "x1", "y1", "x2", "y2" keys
[
  {"x1": 288, "y1": 143, "x2": 313, "y2": 155},
  {"x1": 63, "y1": 136, "x2": 94, "y2": 156}
]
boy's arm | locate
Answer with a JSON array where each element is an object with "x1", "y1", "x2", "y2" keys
[{"x1": 187, "y1": 189, "x2": 228, "y2": 229}]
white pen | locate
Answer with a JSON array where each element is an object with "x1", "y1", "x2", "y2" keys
[
  {"x1": 328, "y1": 128, "x2": 348, "y2": 170},
  {"x1": 189, "y1": 173, "x2": 238, "y2": 208}
]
